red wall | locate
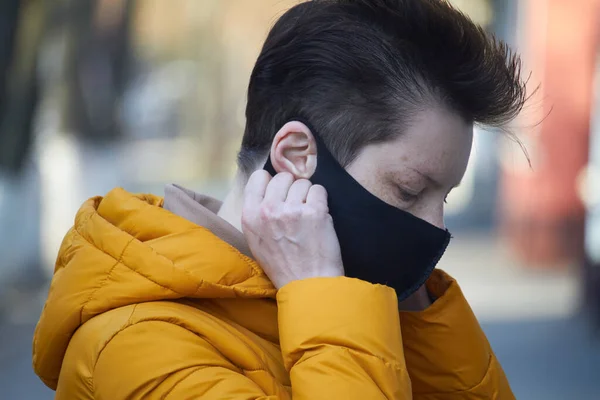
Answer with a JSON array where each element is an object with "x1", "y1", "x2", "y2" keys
[{"x1": 501, "y1": 0, "x2": 600, "y2": 267}]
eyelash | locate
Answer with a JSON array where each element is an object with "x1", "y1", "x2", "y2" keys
[
  {"x1": 398, "y1": 188, "x2": 450, "y2": 204},
  {"x1": 398, "y1": 188, "x2": 419, "y2": 203}
]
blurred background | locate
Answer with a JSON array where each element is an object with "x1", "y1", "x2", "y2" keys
[{"x1": 0, "y1": 0, "x2": 599, "y2": 398}]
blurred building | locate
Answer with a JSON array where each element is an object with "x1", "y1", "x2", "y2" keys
[
  {"x1": 1, "y1": 1, "x2": 600, "y2": 399},
  {"x1": 0, "y1": 0, "x2": 597, "y2": 298},
  {"x1": 0, "y1": 0, "x2": 515, "y2": 277},
  {"x1": 0, "y1": 0, "x2": 597, "y2": 314}
]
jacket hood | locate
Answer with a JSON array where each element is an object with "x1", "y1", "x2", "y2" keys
[{"x1": 33, "y1": 187, "x2": 275, "y2": 388}]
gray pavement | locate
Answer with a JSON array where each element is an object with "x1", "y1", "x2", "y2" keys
[
  {"x1": 0, "y1": 321, "x2": 54, "y2": 399},
  {"x1": 484, "y1": 315, "x2": 600, "y2": 399}
]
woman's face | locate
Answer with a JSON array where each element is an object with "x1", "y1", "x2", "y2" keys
[{"x1": 346, "y1": 107, "x2": 473, "y2": 229}]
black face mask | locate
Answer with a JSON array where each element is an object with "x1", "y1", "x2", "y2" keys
[{"x1": 264, "y1": 121, "x2": 451, "y2": 301}]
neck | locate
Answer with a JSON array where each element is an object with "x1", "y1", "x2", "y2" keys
[{"x1": 217, "y1": 173, "x2": 245, "y2": 232}]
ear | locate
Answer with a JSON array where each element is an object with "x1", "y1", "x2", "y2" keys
[{"x1": 269, "y1": 121, "x2": 317, "y2": 179}]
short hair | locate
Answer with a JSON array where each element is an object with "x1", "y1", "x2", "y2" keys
[{"x1": 238, "y1": 0, "x2": 527, "y2": 177}]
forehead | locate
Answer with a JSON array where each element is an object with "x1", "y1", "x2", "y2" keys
[{"x1": 383, "y1": 108, "x2": 473, "y2": 185}]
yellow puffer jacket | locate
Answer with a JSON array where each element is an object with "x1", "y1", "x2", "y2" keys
[{"x1": 33, "y1": 188, "x2": 514, "y2": 399}]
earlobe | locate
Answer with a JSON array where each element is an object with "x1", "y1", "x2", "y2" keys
[{"x1": 270, "y1": 121, "x2": 317, "y2": 179}]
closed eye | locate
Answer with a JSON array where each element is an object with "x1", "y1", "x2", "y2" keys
[{"x1": 397, "y1": 187, "x2": 420, "y2": 203}]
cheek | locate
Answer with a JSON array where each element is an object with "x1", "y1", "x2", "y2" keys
[{"x1": 346, "y1": 157, "x2": 402, "y2": 207}]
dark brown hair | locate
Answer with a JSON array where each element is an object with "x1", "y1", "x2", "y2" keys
[{"x1": 238, "y1": 0, "x2": 526, "y2": 176}]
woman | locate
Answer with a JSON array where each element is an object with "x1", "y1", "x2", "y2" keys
[{"x1": 34, "y1": 0, "x2": 525, "y2": 398}]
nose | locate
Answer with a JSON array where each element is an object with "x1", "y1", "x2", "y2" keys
[{"x1": 416, "y1": 203, "x2": 445, "y2": 230}]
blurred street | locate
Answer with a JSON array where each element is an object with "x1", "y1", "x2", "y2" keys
[
  {"x1": 1, "y1": 234, "x2": 599, "y2": 399},
  {"x1": 1, "y1": 0, "x2": 600, "y2": 398}
]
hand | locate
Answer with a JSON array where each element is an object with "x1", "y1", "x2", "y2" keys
[{"x1": 241, "y1": 170, "x2": 344, "y2": 289}]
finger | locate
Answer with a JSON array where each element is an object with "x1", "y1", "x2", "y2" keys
[
  {"x1": 244, "y1": 170, "x2": 271, "y2": 210},
  {"x1": 306, "y1": 184, "x2": 328, "y2": 208},
  {"x1": 264, "y1": 172, "x2": 294, "y2": 203},
  {"x1": 286, "y1": 179, "x2": 312, "y2": 203}
]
